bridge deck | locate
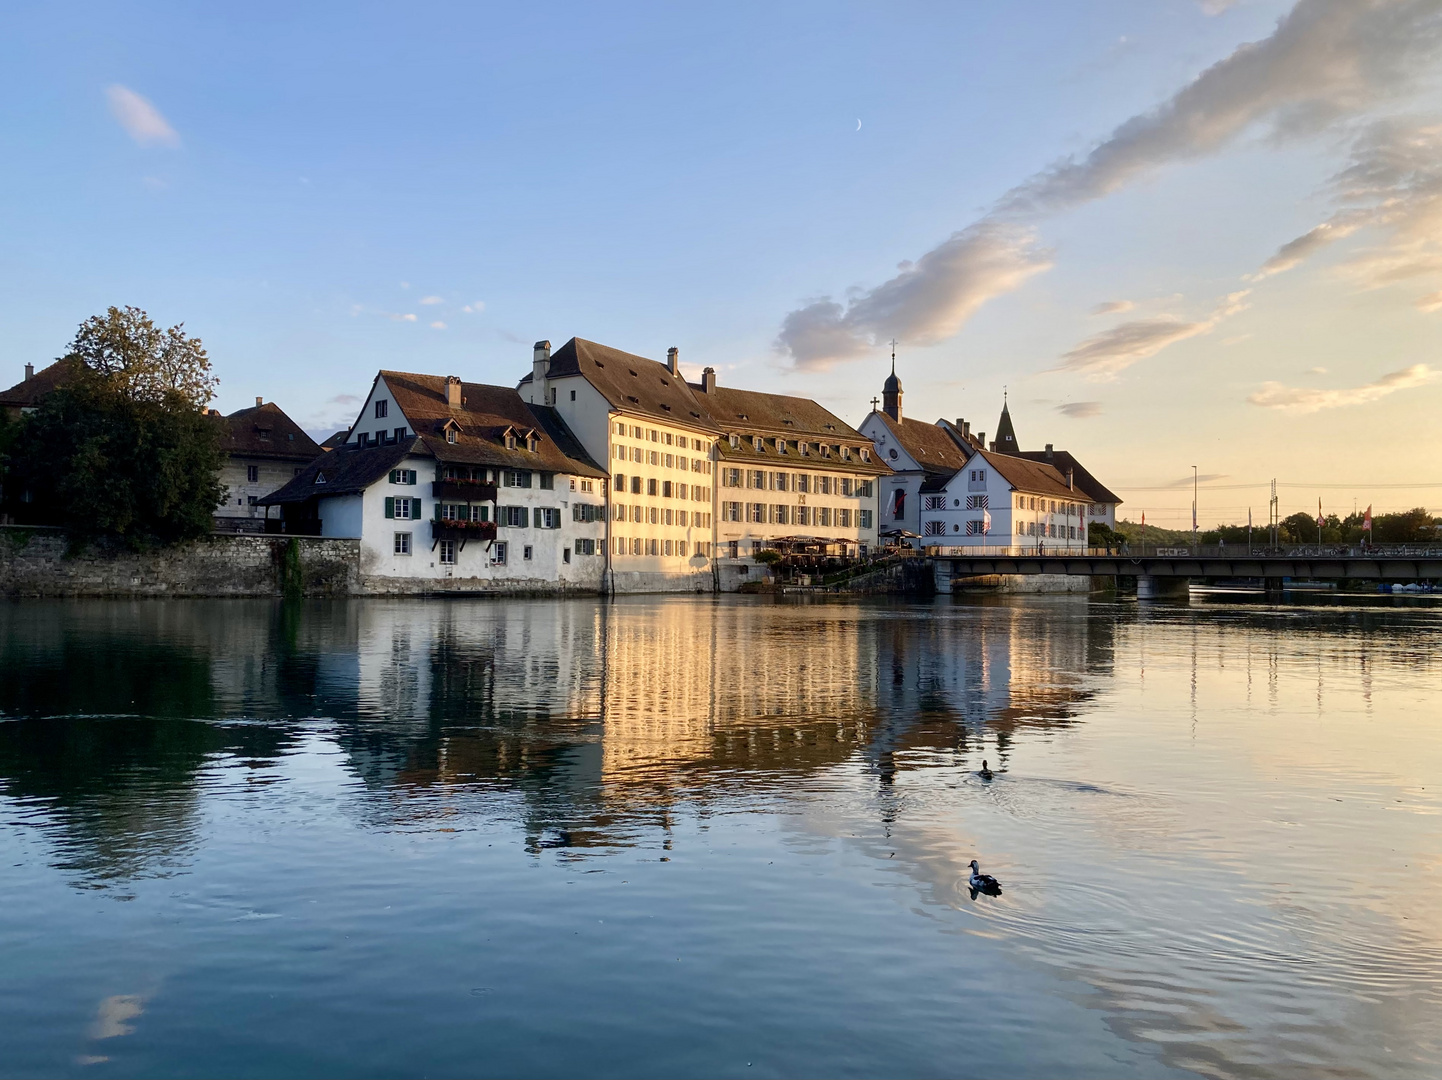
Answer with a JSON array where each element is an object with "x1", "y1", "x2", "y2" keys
[{"x1": 935, "y1": 554, "x2": 1442, "y2": 581}]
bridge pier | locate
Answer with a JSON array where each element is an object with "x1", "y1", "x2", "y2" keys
[
  {"x1": 1263, "y1": 578, "x2": 1285, "y2": 601},
  {"x1": 1137, "y1": 574, "x2": 1190, "y2": 601}
]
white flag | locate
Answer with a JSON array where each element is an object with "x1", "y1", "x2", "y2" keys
[{"x1": 982, "y1": 508, "x2": 992, "y2": 534}]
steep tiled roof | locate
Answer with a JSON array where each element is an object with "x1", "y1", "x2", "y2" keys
[
  {"x1": 1014, "y1": 450, "x2": 1121, "y2": 505},
  {"x1": 381, "y1": 371, "x2": 607, "y2": 478},
  {"x1": 872, "y1": 412, "x2": 971, "y2": 478},
  {"x1": 523, "y1": 338, "x2": 721, "y2": 431},
  {"x1": 972, "y1": 449, "x2": 1083, "y2": 500},
  {"x1": 0, "y1": 357, "x2": 85, "y2": 411},
  {"x1": 221, "y1": 402, "x2": 322, "y2": 462},
  {"x1": 992, "y1": 401, "x2": 1019, "y2": 453},
  {"x1": 320, "y1": 430, "x2": 350, "y2": 451},
  {"x1": 703, "y1": 382, "x2": 890, "y2": 477},
  {"x1": 260, "y1": 440, "x2": 419, "y2": 505}
]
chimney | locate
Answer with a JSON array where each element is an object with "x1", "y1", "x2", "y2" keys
[
  {"x1": 978, "y1": 433, "x2": 986, "y2": 449},
  {"x1": 701, "y1": 366, "x2": 716, "y2": 394},
  {"x1": 530, "y1": 340, "x2": 551, "y2": 403},
  {"x1": 1066, "y1": 467, "x2": 1075, "y2": 491},
  {"x1": 24, "y1": 363, "x2": 34, "y2": 381},
  {"x1": 446, "y1": 375, "x2": 462, "y2": 409},
  {"x1": 1045, "y1": 443, "x2": 1054, "y2": 462},
  {"x1": 666, "y1": 346, "x2": 679, "y2": 375},
  {"x1": 256, "y1": 396, "x2": 263, "y2": 407}
]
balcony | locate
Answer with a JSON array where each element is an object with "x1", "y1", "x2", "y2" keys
[
  {"x1": 433, "y1": 479, "x2": 497, "y2": 501},
  {"x1": 432, "y1": 519, "x2": 497, "y2": 543}
]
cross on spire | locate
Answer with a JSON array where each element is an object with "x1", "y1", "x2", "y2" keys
[
  {"x1": 870, "y1": 396, "x2": 880, "y2": 411},
  {"x1": 889, "y1": 338, "x2": 898, "y2": 373}
]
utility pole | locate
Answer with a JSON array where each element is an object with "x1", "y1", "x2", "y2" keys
[
  {"x1": 1269, "y1": 479, "x2": 1279, "y2": 548},
  {"x1": 1192, "y1": 465, "x2": 1199, "y2": 551}
]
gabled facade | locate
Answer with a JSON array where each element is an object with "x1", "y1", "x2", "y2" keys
[
  {"x1": 1012, "y1": 446, "x2": 1121, "y2": 528},
  {"x1": 261, "y1": 372, "x2": 608, "y2": 592},
  {"x1": 215, "y1": 399, "x2": 322, "y2": 529},
  {"x1": 519, "y1": 338, "x2": 722, "y2": 593},
  {"x1": 695, "y1": 369, "x2": 889, "y2": 589},
  {"x1": 917, "y1": 449, "x2": 1092, "y2": 549}
]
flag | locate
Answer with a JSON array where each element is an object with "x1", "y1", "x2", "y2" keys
[
  {"x1": 1363, "y1": 504, "x2": 1373, "y2": 531},
  {"x1": 1316, "y1": 497, "x2": 1325, "y2": 528},
  {"x1": 982, "y1": 508, "x2": 992, "y2": 534},
  {"x1": 1248, "y1": 507, "x2": 1253, "y2": 529}
]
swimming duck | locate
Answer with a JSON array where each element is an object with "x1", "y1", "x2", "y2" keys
[
  {"x1": 978, "y1": 759, "x2": 994, "y2": 780},
  {"x1": 969, "y1": 860, "x2": 1001, "y2": 894}
]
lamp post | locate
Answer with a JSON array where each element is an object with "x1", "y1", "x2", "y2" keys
[{"x1": 1192, "y1": 465, "x2": 1199, "y2": 551}]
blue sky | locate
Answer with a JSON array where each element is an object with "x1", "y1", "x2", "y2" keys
[{"x1": 3, "y1": 1, "x2": 1441, "y2": 527}]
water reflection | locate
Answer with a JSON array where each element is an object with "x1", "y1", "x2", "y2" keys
[{"x1": 1, "y1": 597, "x2": 1439, "y2": 1077}]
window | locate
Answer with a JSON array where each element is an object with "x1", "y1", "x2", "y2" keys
[
  {"x1": 631, "y1": 447, "x2": 642, "y2": 463},
  {"x1": 536, "y1": 508, "x2": 561, "y2": 529},
  {"x1": 753, "y1": 436, "x2": 764, "y2": 452},
  {"x1": 630, "y1": 476, "x2": 642, "y2": 494},
  {"x1": 447, "y1": 428, "x2": 458, "y2": 444},
  {"x1": 439, "y1": 540, "x2": 456, "y2": 565},
  {"x1": 613, "y1": 503, "x2": 626, "y2": 521},
  {"x1": 576, "y1": 538, "x2": 596, "y2": 556},
  {"x1": 492, "y1": 542, "x2": 507, "y2": 565},
  {"x1": 648, "y1": 506, "x2": 659, "y2": 524},
  {"x1": 749, "y1": 503, "x2": 765, "y2": 523},
  {"x1": 840, "y1": 446, "x2": 850, "y2": 461},
  {"x1": 858, "y1": 480, "x2": 873, "y2": 498},
  {"x1": 663, "y1": 539, "x2": 673, "y2": 556},
  {"x1": 662, "y1": 480, "x2": 673, "y2": 498},
  {"x1": 859, "y1": 509, "x2": 872, "y2": 529},
  {"x1": 632, "y1": 538, "x2": 643, "y2": 555},
  {"x1": 615, "y1": 422, "x2": 625, "y2": 435},
  {"x1": 356, "y1": 432, "x2": 369, "y2": 447},
  {"x1": 502, "y1": 506, "x2": 528, "y2": 527},
  {"x1": 837, "y1": 508, "x2": 852, "y2": 528},
  {"x1": 315, "y1": 472, "x2": 327, "y2": 485},
  {"x1": 728, "y1": 540, "x2": 739, "y2": 559},
  {"x1": 614, "y1": 473, "x2": 626, "y2": 491},
  {"x1": 394, "y1": 532, "x2": 411, "y2": 555},
  {"x1": 527, "y1": 436, "x2": 540, "y2": 452},
  {"x1": 375, "y1": 400, "x2": 388, "y2": 419},
  {"x1": 247, "y1": 495, "x2": 259, "y2": 506},
  {"x1": 924, "y1": 495, "x2": 946, "y2": 511},
  {"x1": 891, "y1": 490, "x2": 905, "y2": 518},
  {"x1": 924, "y1": 520, "x2": 946, "y2": 536},
  {"x1": 723, "y1": 467, "x2": 741, "y2": 487},
  {"x1": 798, "y1": 441, "x2": 809, "y2": 456},
  {"x1": 795, "y1": 474, "x2": 809, "y2": 493},
  {"x1": 663, "y1": 508, "x2": 673, "y2": 525},
  {"x1": 649, "y1": 429, "x2": 659, "y2": 442},
  {"x1": 796, "y1": 505, "x2": 810, "y2": 527},
  {"x1": 678, "y1": 541, "x2": 688, "y2": 557},
  {"x1": 860, "y1": 448, "x2": 870, "y2": 462},
  {"x1": 389, "y1": 469, "x2": 417, "y2": 485},
  {"x1": 776, "y1": 438, "x2": 787, "y2": 454},
  {"x1": 580, "y1": 480, "x2": 594, "y2": 493},
  {"x1": 246, "y1": 465, "x2": 259, "y2": 483},
  {"x1": 840, "y1": 478, "x2": 854, "y2": 496},
  {"x1": 1089, "y1": 504, "x2": 1100, "y2": 517},
  {"x1": 967, "y1": 494, "x2": 989, "y2": 510},
  {"x1": 723, "y1": 501, "x2": 741, "y2": 522},
  {"x1": 539, "y1": 473, "x2": 554, "y2": 490},
  {"x1": 614, "y1": 537, "x2": 627, "y2": 555},
  {"x1": 773, "y1": 505, "x2": 789, "y2": 525},
  {"x1": 678, "y1": 510, "x2": 688, "y2": 526},
  {"x1": 523, "y1": 545, "x2": 533, "y2": 560},
  {"x1": 817, "y1": 476, "x2": 831, "y2": 495},
  {"x1": 570, "y1": 389, "x2": 576, "y2": 401},
  {"x1": 503, "y1": 470, "x2": 532, "y2": 488},
  {"x1": 574, "y1": 504, "x2": 602, "y2": 523},
  {"x1": 966, "y1": 520, "x2": 987, "y2": 536},
  {"x1": 818, "y1": 507, "x2": 832, "y2": 527},
  {"x1": 385, "y1": 496, "x2": 420, "y2": 520}
]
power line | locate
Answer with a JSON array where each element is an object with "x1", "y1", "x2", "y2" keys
[{"x1": 1115, "y1": 481, "x2": 1442, "y2": 491}]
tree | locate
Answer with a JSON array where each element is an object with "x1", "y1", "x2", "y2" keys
[
  {"x1": 68, "y1": 306, "x2": 218, "y2": 409},
  {"x1": 6, "y1": 309, "x2": 225, "y2": 549},
  {"x1": 1373, "y1": 507, "x2": 1439, "y2": 544}
]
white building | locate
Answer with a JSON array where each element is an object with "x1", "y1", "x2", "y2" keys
[
  {"x1": 519, "y1": 338, "x2": 720, "y2": 593},
  {"x1": 694, "y1": 368, "x2": 890, "y2": 590},
  {"x1": 260, "y1": 372, "x2": 608, "y2": 593},
  {"x1": 916, "y1": 448, "x2": 1093, "y2": 549}
]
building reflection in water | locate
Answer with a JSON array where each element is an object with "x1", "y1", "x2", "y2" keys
[{"x1": 0, "y1": 596, "x2": 1113, "y2": 878}]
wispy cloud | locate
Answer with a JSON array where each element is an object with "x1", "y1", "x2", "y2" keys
[
  {"x1": 774, "y1": 0, "x2": 1442, "y2": 368},
  {"x1": 1090, "y1": 300, "x2": 1134, "y2": 316},
  {"x1": 386, "y1": 312, "x2": 418, "y2": 323},
  {"x1": 1056, "y1": 291, "x2": 1250, "y2": 380},
  {"x1": 1056, "y1": 401, "x2": 1103, "y2": 418},
  {"x1": 462, "y1": 301, "x2": 486, "y2": 314},
  {"x1": 430, "y1": 321, "x2": 446, "y2": 330},
  {"x1": 419, "y1": 296, "x2": 443, "y2": 305},
  {"x1": 105, "y1": 85, "x2": 179, "y2": 147},
  {"x1": 1199, "y1": 0, "x2": 1240, "y2": 13},
  {"x1": 1248, "y1": 363, "x2": 1436, "y2": 411},
  {"x1": 776, "y1": 223, "x2": 1051, "y2": 369}
]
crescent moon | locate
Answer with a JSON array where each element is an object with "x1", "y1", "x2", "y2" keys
[{"x1": 856, "y1": 118, "x2": 862, "y2": 131}]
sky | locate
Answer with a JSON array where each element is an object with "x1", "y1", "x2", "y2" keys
[{"x1": 3, "y1": 0, "x2": 1441, "y2": 528}]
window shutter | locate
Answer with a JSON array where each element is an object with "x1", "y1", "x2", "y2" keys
[
  {"x1": 384, "y1": 497, "x2": 395, "y2": 518},
  {"x1": 389, "y1": 470, "x2": 398, "y2": 484},
  {"x1": 411, "y1": 498, "x2": 423, "y2": 520}
]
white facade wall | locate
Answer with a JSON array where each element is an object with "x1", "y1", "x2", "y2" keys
[
  {"x1": 349, "y1": 377, "x2": 406, "y2": 446},
  {"x1": 319, "y1": 494, "x2": 364, "y2": 538},
  {"x1": 715, "y1": 462, "x2": 879, "y2": 551}
]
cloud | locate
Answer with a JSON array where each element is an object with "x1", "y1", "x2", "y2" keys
[
  {"x1": 1250, "y1": 216, "x2": 1364, "y2": 278},
  {"x1": 105, "y1": 85, "x2": 179, "y2": 147},
  {"x1": 327, "y1": 394, "x2": 361, "y2": 406},
  {"x1": 1090, "y1": 300, "x2": 1134, "y2": 316},
  {"x1": 1002, "y1": 1, "x2": 1442, "y2": 216},
  {"x1": 1166, "y1": 472, "x2": 1230, "y2": 487},
  {"x1": 461, "y1": 301, "x2": 486, "y2": 314},
  {"x1": 1308, "y1": 365, "x2": 1328, "y2": 373},
  {"x1": 387, "y1": 312, "x2": 417, "y2": 323},
  {"x1": 1199, "y1": 0, "x2": 1240, "y2": 13},
  {"x1": 419, "y1": 296, "x2": 443, "y2": 305},
  {"x1": 1056, "y1": 291, "x2": 1250, "y2": 380},
  {"x1": 775, "y1": 222, "x2": 1052, "y2": 369},
  {"x1": 1417, "y1": 290, "x2": 1442, "y2": 311},
  {"x1": 430, "y1": 321, "x2": 446, "y2": 330},
  {"x1": 1248, "y1": 363, "x2": 1436, "y2": 411},
  {"x1": 775, "y1": 1, "x2": 1442, "y2": 367},
  {"x1": 1056, "y1": 401, "x2": 1103, "y2": 418}
]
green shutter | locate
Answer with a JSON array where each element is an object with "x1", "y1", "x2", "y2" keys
[
  {"x1": 384, "y1": 497, "x2": 395, "y2": 518},
  {"x1": 411, "y1": 498, "x2": 423, "y2": 520},
  {"x1": 478, "y1": 505, "x2": 489, "y2": 522},
  {"x1": 388, "y1": 470, "x2": 398, "y2": 484}
]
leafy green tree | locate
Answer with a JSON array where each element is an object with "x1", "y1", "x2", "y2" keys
[
  {"x1": 1372, "y1": 507, "x2": 1438, "y2": 544},
  {"x1": 7, "y1": 309, "x2": 225, "y2": 549},
  {"x1": 68, "y1": 306, "x2": 218, "y2": 410}
]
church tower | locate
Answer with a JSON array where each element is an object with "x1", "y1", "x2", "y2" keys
[
  {"x1": 992, "y1": 394, "x2": 1019, "y2": 454},
  {"x1": 882, "y1": 352, "x2": 902, "y2": 422}
]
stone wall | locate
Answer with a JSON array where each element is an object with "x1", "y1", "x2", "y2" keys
[{"x1": 0, "y1": 527, "x2": 359, "y2": 598}]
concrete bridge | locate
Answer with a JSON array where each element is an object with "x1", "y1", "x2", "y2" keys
[{"x1": 924, "y1": 545, "x2": 1442, "y2": 598}]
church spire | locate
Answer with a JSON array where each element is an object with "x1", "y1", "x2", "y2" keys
[
  {"x1": 882, "y1": 340, "x2": 902, "y2": 422},
  {"x1": 992, "y1": 393, "x2": 1018, "y2": 454}
]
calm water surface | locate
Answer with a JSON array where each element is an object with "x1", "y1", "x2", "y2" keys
[{"x1": 0, "y1": 596, "x2": 1439, "y2": 1079}]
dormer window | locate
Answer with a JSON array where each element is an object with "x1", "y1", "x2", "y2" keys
[
  {"x1": 505, "y1": 432, "x2": 517, "y2": 450},
  {"x1": 840, "y1": 446, "x2": 851, "y2": 461},
  {"x1": 729, "y1": 434, "x2": 740, "y2": 449},
  {"x1": 526, "y1": 433, "x2": 540, "y2": 452},
  {"x1": 314, "y1": 472, "x2": 327, "y2": 485},
  {"x1": 860, "y1": 447, "x2": 870, "y2": 462},
  {"x1": 798, "y1": 441, "x2": 809, "y2": 456},
  {"x1": 776, "y1": 438, "x2": 787, "y2": 454},
  {"x1": 821, "y1": 444, "x2": 832, "y2": 458},
  {"x1": 752, "y1": 436, "x2": 764, "y2": 452},
  {"x1": 447, "y1": 428, "x2": 457, "y2": 444}
]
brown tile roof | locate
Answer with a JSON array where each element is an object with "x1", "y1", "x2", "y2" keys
[
  {"x1": 380, "y1": 371, "x2": 607, "y2": 478},
  {"x1": 1014, "y1": 450, "x2": 1121, "y2": 505},
  {"x1": 703, "y1": 382, "x2": 890, "y2": 477},
  {"x1": 221, "y1": 402, "x2": 322, "y2": 463},
  {"x1": 872, "y1": 412, "x2": 971, "y2": 478},
  {"x1": 972, "y1": 449, "x2": 1084, "y2": 500},
  {"x1": 260, "y1": 440, "x2": 419, "y2": 505},
  {"x1": 0, "y1": 357, "x2": 85, "y2": 411},
  {"x1": 523, "y1": 338, "x2": 721, "y2": 431},
  {"x1": 320, "y1": 430, "x2": 350, "y2": 451}
]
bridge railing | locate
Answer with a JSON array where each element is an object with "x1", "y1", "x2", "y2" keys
[{"x1": 923, "y1": 542, "x2": 1442, "y2": 559}]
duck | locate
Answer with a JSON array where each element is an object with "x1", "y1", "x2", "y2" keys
[
  {"x1": 978, "y1": 759, "x2": 994, "y2": 780},
  {"x1": 969, "y1": 860, "x2": 1001, "y2": 894}
]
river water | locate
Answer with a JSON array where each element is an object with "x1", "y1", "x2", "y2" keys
[{"x1": 0, "y1": 596, "x2": 1438, "y2": 1079}]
